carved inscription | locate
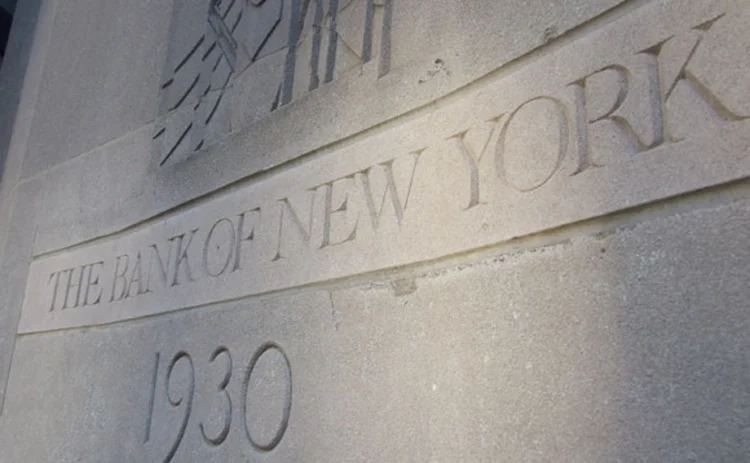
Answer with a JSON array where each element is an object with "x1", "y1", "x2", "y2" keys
[
  {"x1": 40, "y1": 153, "x2": 420, "y2": 316},
  {"x1": 20, "y1": 1, "x2": 750, "y2": 332},
  {"x1": 144, "y1": 343, "x2": 292, "y2": 461},
  {"x1": 46, "y1": 261, "x2": 104, "y2": 310},
  {"x1": 449, "y1": 14, "x2": 748, "y2": 209}
]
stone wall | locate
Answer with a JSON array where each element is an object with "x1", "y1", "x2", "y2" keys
[{"x1": 0, "y1": 0, "x2": 748, "y2": 461}]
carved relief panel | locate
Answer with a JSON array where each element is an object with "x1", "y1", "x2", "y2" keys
[{"x1": 154, "y1": 0, "x2": 393, "y2": 166}]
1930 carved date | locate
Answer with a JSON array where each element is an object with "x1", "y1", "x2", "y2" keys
[{"x1": 144, "y1": 342, "x2": 292, "y2": 461}]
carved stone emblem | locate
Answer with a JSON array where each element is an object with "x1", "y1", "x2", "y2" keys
[{"x1": 154, "y1": 0, "x2": 393, "y2": 166}]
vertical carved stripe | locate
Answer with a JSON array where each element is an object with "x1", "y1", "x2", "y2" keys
[
  {"x1": 282, "y1": 0, "x2": 304, "y2": 105},
  {"x1": 362, "y1": 0, "x2": 375, "y2": 62},
  {"x1": 309, "y1": 0, "x2": 325, "y2": 91},
  {"x1": 378, "y1": 0, "x2": 393, "y2": 77},
  {"x1": 325, "y1": 0, "x2": 339, "y2": 83}
]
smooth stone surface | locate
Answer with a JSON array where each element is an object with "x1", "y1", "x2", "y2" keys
[
  {"x1": 0, "y1": 180, "x2": 42, "y2": 414},
  {"x1": 2, "y1": 193, "x2": 750, "y2": 461},
  {"x1": 18, "y1": 0, "x2": 173, "y2": 177},
  {"x1": 19, "y1": 0, "x2": 750, "y2": 332}
]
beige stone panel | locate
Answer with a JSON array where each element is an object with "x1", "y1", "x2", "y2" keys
[{"x1": 18, "y1": 0, "x2": 750, "y2": 332}]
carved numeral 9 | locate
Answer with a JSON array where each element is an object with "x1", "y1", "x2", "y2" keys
[{"x1": 161, "y1": 352, "x2": 196, "y2": 463}]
